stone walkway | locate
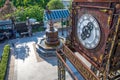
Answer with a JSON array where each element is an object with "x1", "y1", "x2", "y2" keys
[{"x1": 7, "y1": 47, "x2": 15, "y2": 80}]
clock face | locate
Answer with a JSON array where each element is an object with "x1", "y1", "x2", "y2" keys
[{"x1": 77, "y1": 14, "x2": 101, "y2": 49}]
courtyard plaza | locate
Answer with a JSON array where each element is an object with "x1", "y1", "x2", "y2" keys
[{"x1": 0, "y1": 30, "x2": 79, "y2": 80}]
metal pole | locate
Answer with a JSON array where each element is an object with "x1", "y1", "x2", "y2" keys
[
  {"x1": 58, "y1": 59, "x2": 61, "y2": 80},
  {"x1": 62, "y1": 18, "x2": 64, "y2": 36},
  {"x1": 61, "y1": 54, "x2": 66, "y2": 80},
  {"x1": 66, "y1": 18, "x2": 69, "y2": 37},
  {"x1": 57, "y1": 52, "x2": 66, "y2": 80}
]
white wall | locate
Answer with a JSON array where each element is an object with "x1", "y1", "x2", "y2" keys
[{"x1": 61, "y1": 0, "x2": 71, "y2": 9}]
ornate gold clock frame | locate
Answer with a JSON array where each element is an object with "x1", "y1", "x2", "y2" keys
[{"x1": 57, "y1": 0, "x2": 120, "y2": 80}]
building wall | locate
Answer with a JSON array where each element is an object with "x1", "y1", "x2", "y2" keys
[{"x1": 61, "y1": 0, "x2": 72, "y2": 9}]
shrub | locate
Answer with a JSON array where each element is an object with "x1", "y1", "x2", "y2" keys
[{"x1": 0, "y1": 45, "x2": 10, "y2": 80}]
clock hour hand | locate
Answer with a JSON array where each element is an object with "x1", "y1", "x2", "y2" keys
[
  {"x1": 81, "y1": 22, "x2": 94, "y2": 40},
  {"x1": 87, "y1": 22, "x2": 94, "y2": 30}
]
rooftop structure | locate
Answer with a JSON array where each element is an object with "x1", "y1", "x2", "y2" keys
[
  {"x1": 0, "y1": 20, "x2": 13, "y2": 31},
  {"x1": 43, "y1": 9, "x2": 70, "y2": 28}
]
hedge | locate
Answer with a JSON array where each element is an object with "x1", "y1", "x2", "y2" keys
[{"x1": 0, "y1": 45, "x2": 10, "y2": 80}]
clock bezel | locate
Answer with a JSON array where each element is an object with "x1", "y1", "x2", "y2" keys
[
  {"x1": 77, "y1": 14, "x2": 101, "y2": 49},
  {"x1": 71, "y1": 1, "x2": 114, "y2": 69},
  {"x1": 74, "y1": 12, "x2": 106, "y2": 53}
]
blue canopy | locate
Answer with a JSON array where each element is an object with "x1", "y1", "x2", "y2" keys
[{"x1": 44, "y1": 9, "x2": 70, "y2": 21}]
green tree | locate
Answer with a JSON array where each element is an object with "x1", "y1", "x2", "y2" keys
[
  {"x1": 47, "y1": 0, "x2": 64, "y2": 10},
  {"x1": 0, "y1": 0, "x2": 5, "y2": 7},
  {"x1": 13, "y1": 0, "x2": 23, "y2": 7},
  {"x1": 68, "y1": 0, "x2": 72, "y2": 11},
  {"x1": 13, "y1": 5, "x2": 44, "y2": 21},
  {"x1": 10, "y1": 0, "x2": 50, "y2": 8},
  {"x1": 42, "y1": 0, "x2": 50, "y2": 8}
]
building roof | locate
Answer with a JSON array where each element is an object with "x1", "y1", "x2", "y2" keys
[
  {"x1": 0, "y1": 20, "x2": 12, "y2": 26},
  {"x1": 44, "y1": 9, "x2": 70, "y2": 21},
  {"x1": 0, "y1": 20, "x2": 13, "y2": 30}
]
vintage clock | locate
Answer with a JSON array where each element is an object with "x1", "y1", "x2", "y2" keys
[
  {"x1": 71, "y1": 0, "x2": 120, "y2": 70},
  {"x1": 77, "y1": 14, "x2": 101, "y2": 49},
  {"x1": 57, "y1": 0, "x2": 120, "y2": 80}
]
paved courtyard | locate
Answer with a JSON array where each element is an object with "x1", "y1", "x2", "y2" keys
[
  {"x1": 0, "y1": 30, "x2": 84, "y2": 80},
  {"x1": 10, "y1": 37, "x2": 72, "y2": 80},
  {"x1": 0, "y1": 30, "x2": 68, "y2": 58},
  {"x1": 13, "y1": 42, "x2": 58, "y2": 80},
  {"x1": 0, "y1": 31, "x2": 73, "y2": 80}
]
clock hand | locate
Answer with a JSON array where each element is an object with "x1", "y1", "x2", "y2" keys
[{"x1": 81, "y1": 22, "x2": 94, "y2": 40}]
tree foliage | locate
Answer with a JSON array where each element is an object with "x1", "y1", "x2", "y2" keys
[
  {"x1": 68, "y1": 0, "x2": 72, "y2": 11},
  {"x1": 0, "y1": 0, "x2": 64, "y2": 21},
  {"x1": 47, "y1": 0, "x2": 64, "y2": 10},
  {"x1": 0, "y1": 0, "x2": 50, "y2": 21},
  {"x1": 10, "y1": 0, "x2": 50, "y2": 8},
  {"x1": 0, "y1": 0, "x2": 5, "y2": 7},
  {"x1": 1, "y1": 0, "x2": 50, "y2": 8},
  {"x1": 42, "y1": 0, "x2": 50, "y2": 8},
  {"x1": 13, "y1": 5, "x2": 44, "y2": 21}
]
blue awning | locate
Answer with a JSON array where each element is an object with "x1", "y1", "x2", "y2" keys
[{"x1": 44, "y1": 9, "x2": 70, "y2": 21}]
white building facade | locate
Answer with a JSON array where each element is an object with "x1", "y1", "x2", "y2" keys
[{"x1": 61, "y1": 0, "x2": 72, "y2": 9}]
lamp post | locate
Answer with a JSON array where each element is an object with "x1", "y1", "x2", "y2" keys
[
  {"x1": 66, "y1": 17, "x2": 69, "y2": 37},
  {"x1": 61, "y1": 18, "x2": 64, "y2": 36},
  {"x1": 26, "y1": 17, "x2": 32, "y2": 37}
]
